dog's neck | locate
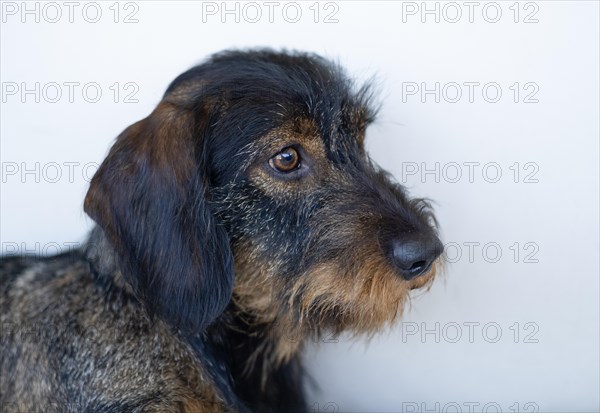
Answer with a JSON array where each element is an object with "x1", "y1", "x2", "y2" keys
[
  {"x1": 84, "y1": 227, "x2": 306, "y2": 409},
  {"x1": 209, "y1": 308, "x2": 307, "y2": 409}
]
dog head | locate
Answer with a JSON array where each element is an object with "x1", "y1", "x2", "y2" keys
[{"x1": 84, "y1": 50, "x2": 442, "y2": 348}]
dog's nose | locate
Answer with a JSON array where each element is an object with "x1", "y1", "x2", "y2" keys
[{"x1": 390, "y1": 234, "x2": 443, "y2": 280}]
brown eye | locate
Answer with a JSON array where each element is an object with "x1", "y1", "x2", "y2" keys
[{"x1": 269, "y1": 147, "x2": 300, "y2": 173}]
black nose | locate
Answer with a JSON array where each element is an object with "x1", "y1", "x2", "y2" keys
[{"x1": 390, "y1": 234, "x2": 444, "y2": 280}]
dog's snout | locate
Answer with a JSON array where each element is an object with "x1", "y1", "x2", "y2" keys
[{"x1": 390, "y1": 234, "x2": 443, "y2": 280}]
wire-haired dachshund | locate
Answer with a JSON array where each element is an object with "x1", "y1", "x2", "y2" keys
[{"x1": 0, "y1": 49, "x2": 443, "y2": 412}]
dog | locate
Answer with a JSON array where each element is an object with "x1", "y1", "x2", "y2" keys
[{"x1": 0, "y1": 49, "x2": 443, "y2": 412}]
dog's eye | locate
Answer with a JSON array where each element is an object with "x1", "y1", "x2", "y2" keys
[{"x1": 269, "y1": 147, "x2": 300, "y2": 173}]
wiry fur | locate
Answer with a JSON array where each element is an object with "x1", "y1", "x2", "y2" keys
[{"x1": 1, "y1": 49, "x2": 442, "y2": 412}]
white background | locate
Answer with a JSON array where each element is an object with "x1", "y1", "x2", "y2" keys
[{"x1": 1, "y1": 1, "x2": 599, "y2": 412}]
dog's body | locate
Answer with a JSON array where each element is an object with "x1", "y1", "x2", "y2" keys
[
  {"x1": 1, "y1": 50, "x2": 442, "y2": 412},
  {"x1": 1, "y1": 232, "x2": 301, "y2": 412},
  {"x1": 1, "y1": 246, "x2": 228, "y2": 412}
]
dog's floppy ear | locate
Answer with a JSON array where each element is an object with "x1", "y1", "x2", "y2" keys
[{"x1": 84, "y1": 101, "x2": 233, "y2": 333}]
